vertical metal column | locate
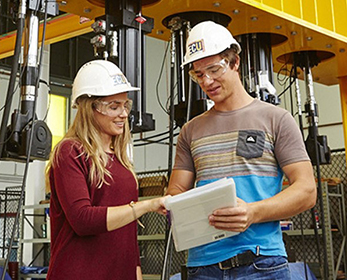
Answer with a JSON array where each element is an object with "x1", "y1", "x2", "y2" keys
[
  {"x1": 21, "y1": 11, "x2": 39, "y2": 116},
  {"x1": 168, "y1": 28, "x2": 176, "y2": 178},
  {"x1": 103, "y1": 0, "x2": 155, "y2": 133},
  {"x1": 322, "y1": 182, "x2": 334, "y2": 279},
  {"x1": 294, "y1": 67, "x2": 304, "y2": 137},
  {"x1": 303, "y1": 59, "x2": 330, "y2": 279},
  {"x1": 326, "y1": 182, "x2": 347, "y2": 279}
]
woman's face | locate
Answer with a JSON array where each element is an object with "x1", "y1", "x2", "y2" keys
[{"x1": 93, "y1": 92, "x2": 130, "y2": 140}]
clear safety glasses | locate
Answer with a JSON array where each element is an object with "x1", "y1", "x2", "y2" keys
[
  {"x1": 93, "y1": 99, "x2": 133, "y2": 117},
  {"x1": 188, "y1": 58, "x2": 230, "y2": 83}
]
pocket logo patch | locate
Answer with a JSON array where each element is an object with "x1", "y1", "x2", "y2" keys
[{"x1": 246, "y1": 135, "x2": 257, "y2": 143}]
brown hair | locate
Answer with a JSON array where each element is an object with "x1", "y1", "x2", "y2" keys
[{"x1": 219, "y1": 47, "x2": 239, "y2": 69}]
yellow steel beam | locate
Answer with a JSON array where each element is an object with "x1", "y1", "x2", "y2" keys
[
  {"x1": 139, "y1": 0, "x2": 347, "y2": 86},
  {"x1": 237, "y1": 0, "x2": 347, "y2": 42},
  {"x1": 0, "y1": 13, "x2": 94, "y2": 60}
]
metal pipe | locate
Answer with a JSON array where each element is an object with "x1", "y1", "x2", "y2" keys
[
  {"x1": 305, "y1": 65, "x2": 318, "y2": 127},
  {"x1": 246, "y1": 34, "x2": 252, "y2": 93},
  {"x1": 294, "y1": 68, "x2": 304, "y2": 139},
  {"x1": 168, "y1": 30, "x2": 176, "y2": 178},
  {"x1": 161, "y1": 30, "x2": 176, "y2": 280},
  {"x1": 304, "y1": 59, "x2": 329, "y2": 280},
  {"x1": 179, "y1": 28, "x2": 186, "y2": 102},
  {"x1": 21, "y1": 11, "x2": 39, "y2": 115},
  {"x1": 137, "y1": 11, "x2": 143, "y2": 126},
  {"x1": 251, "y1": 34, "x2": 260, "y2": 99}
]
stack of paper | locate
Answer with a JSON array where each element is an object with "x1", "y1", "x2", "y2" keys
[{"x1": 165, "y1": 177, "x2": 239, "y2": 252}]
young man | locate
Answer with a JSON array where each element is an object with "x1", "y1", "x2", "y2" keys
[{"x1": 166, "y1": 21, "x2": 316, "y2": 279}]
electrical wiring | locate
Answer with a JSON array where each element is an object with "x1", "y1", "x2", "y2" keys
[
  {"x1": 156, "y1": 41, "x2": 170, "y2": 115},
  {"x1": 165, "y1": 91, "x2": 178, "y2": 113},
  {"x1": 277, "y1": 65, "x2": 296, "y2": 98},
  {"x1": 133, "y1": 132, "x2": 179, "y2": 147},
  {"x1": 133, "y1": 125, "x2": 178, "y2": 142},
  {"x1": 276, "y1": 54, "x2": 292, "y2": 87},
  {"x1": 0, "y1": 65, "x2": 25, "y2": 113},
  {"x1": 41, "y1": 81, "x2": 52, "y2": 122}
]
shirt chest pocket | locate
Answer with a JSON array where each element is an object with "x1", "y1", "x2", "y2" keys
[{"x1": 236, "y1": 130, "x2": 265, "y2": 159}]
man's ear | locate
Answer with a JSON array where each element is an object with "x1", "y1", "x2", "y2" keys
[{"x1": 233, "y1": 56, "x2": 240, "y2": 71}]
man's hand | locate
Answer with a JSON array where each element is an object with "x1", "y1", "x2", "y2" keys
[{"x1": 208, "y1": 198, "x2": 254, "y2": 232}]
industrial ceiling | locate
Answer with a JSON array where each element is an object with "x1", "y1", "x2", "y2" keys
[{"x1": 1, "y1": 0, "x2": 347, "y2": 86}]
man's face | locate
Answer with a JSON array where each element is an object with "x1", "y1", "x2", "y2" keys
[{"x1": 192, "y1": 54, "x2": 237, "y2": 105}]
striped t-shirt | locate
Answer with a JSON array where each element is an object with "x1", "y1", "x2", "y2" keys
[{"x1": 173, "y1": 99, "x2": 310, "y2": 267}]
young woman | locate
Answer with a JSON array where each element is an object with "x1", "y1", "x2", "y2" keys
[{"x1": 46, "y1": 60, "x2": 167, "y2": 280}]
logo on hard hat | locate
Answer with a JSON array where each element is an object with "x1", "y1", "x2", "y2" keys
[
  {"x1": 188, "y1": 39, "x2": 205, "y2": 57},
  {"x1": 112, "y1": 74, "x2": 128, "y2": 86}
]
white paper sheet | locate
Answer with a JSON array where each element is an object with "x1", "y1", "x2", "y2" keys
[{"x1": 165, "y1": 177, "x2": 239, "y2": 252}]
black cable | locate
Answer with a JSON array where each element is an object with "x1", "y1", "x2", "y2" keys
[
  {"x1": 133, "y1": 126, "x2": 177, "y2": 142},
  {"x1": 276, "y1": 63, "x2": 290, "y2": 86},
  {"x1": 276, "y1": 64, "x2": 295, "y2": 99},
  {"x1": 156, "y1": 42, "x2": 170, "y2": 115},
  {"x1": 277, "y1": 77, "x2": 296, "y2": 98},
  {"x1": 41, "y1": 81, "x2": 51, "y2": 122},
  {"x1": 134, "y1": 133, "x2": 179, "y2": 147},
  {"x1": 165, "y1": 92, "x2": 176, "y2": 114},
  {"x1": 289, "y1": 70, "x2": 294, "y2": 116},
  {"x1": 0, "y1": 66, "x2": 26, "y2": 113}
]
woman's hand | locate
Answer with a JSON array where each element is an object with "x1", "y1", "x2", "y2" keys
[{"x1": 149, "y1": 196, "x2": 169, "y2": 215}]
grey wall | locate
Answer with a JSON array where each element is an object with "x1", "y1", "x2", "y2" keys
[{"x1": 133, "y1": 37, "x2": 173, "y2": 173}]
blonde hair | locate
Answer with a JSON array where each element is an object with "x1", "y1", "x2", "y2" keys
[{"x1": 45, "y1": 95, "x2": 136, "y2": 192}]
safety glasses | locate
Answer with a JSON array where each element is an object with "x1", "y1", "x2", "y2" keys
[
  {"x1": 188, "y1": 58, "x2": 230, "y2": 83},
  {"x1": 93, "y1": 99, "x2": 133, "y2": 117}
]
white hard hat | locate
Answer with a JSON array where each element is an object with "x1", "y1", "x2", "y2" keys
[
  {"x1": 182, "y1": 21, "x2": 241, "y2": 67},
  {"x1": 72, "y1": 60, "x2": 140, "y2": 107}
]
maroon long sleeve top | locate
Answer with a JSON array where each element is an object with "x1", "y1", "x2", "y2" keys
[{"x1": 47, "y1": 139, "x2": 140, "y2": 280}]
